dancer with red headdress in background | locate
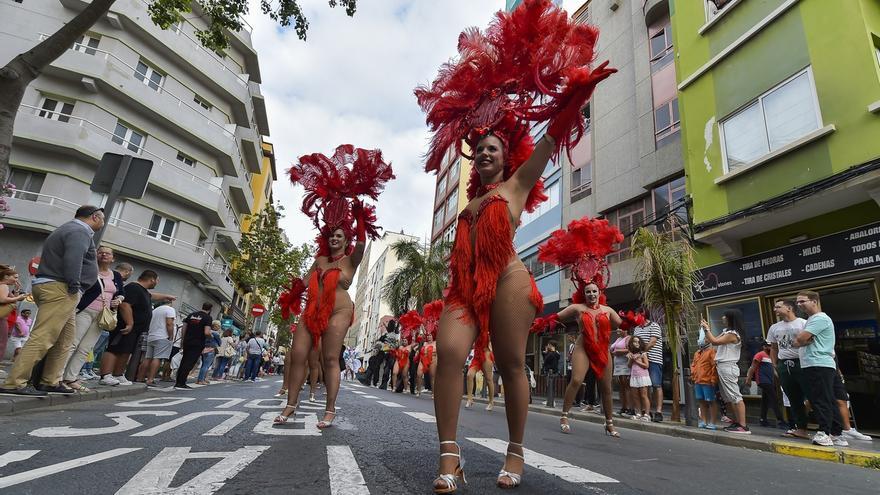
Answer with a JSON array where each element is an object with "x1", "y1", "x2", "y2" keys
[
  {"x1": 395, "y1": 310, "x2": 421, "y2": 393},
  {"x1": 418, "y1": 300, "x2": 442, "y2": 396},
  {"x1": 531, "y1": 217, "x2": 624, "y2": 437},
  {"x1": 415, "y1": 1, "x2": 615, "y2": 490},
  {"x1": 275, "y1": 145, "x2": 393, "y2": 428},
  {"x1": 465, "y1": 345, "x2": 496, "y2": 411}
]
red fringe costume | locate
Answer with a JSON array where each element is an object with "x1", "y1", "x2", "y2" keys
[
  {"x1": 420, "y1": 300, "x2": 443, "y2": 369},
  {"x1": 415, "y1": 0, "x2": 615, "y2": 363},
  {"x1": 280, "y1": 145, "x2": 394, "y2": 348},
  {"x1": 538, "y1": 217, "x2": 623, "y2": 377}
]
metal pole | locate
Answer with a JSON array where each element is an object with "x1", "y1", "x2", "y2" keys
[{"x1": 94, "y1": 154, "x2": 132, "y2": 245}]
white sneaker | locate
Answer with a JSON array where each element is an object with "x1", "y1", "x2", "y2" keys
[
  {"x1": 812, "y1": 431, "x2": 833, "y2": 446},
  {"x1": 831, "y1": 435, "x2": 849, "y2": 447},
  {"x1": 842, "y1": 428, "x2": 872, "y2": 441},
  {"x1": 639, "y1": 414, "x2": 651, "y2": 422},
  {"x1": 99, "y1": 374, "x2": 120, "y2": 386},
  {"x1": 115, "y1": 375, "x2": 133, "y2": 386},
  {"x1": 86, "y1": 371, "x2": 100, "y2": 380}
]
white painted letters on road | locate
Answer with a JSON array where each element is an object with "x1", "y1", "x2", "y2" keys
[
  {"x1": 328, "y1": 445, "x2": 370, "y2": 495},
  {"x1": 115, "y1": 397, "x2": 196, "y2": 408},
  {"x1": 0, "y1": 449, "x2": 140, "y2": 489},
  {"x1": 253, "y1": 412, "x2": 321, "y2": 436},
  {"x1": 29, "y1": 411, "x2": 177, "y2": 437},
  {"x1": 131, "y1": 411, "x2": 249, "y2": 437}
]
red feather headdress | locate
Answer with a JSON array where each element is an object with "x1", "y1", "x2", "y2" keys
[
  {"x1": 618, "y1": 310, "x2": 646, "y2": 331},
  {"x1": 422, "y1": 299, "x2": 444, "y2": 338},
  {"x1": 414, "y1": 0, "x2": 614, "y2": 212},
  {"x1": 398, "y1": 310, "x2": 424, "y2": 342},
  {"x1": 538, "y1": 217, "x2": 623, "y2": 303},
  {"x1": 289, "y1": 144, "x2": 394, "y2": 256}
]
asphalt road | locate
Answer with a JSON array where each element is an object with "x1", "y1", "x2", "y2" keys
[{"x1": 0, "y1": 377, "x2": 877, "y2": 494}]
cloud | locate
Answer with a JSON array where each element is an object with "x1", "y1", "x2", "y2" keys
[{"x1": 245, "y1": 0, "x2": 504, "y2": 249}]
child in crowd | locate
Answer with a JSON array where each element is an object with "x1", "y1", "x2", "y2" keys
[
  {"x1": 691, "y1": 333, "x2": 719, "y2": 430},
  {"x1": 627, "y1": 336, "x2": 651, "y2": 421}
]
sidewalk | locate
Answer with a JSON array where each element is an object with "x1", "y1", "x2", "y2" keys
[
  {"x1": 0, "y1": 361, "x2": 148, "y2": 415},
  {"x1": 380, "y1": 385, "x2": 880, "y2": 470}
]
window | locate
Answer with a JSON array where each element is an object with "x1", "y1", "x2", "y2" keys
[
  {"x1": 706, "y1": 0, "x2": 737, "y2": 22},
  {"x1": 112, "y1": 122, "x2": 145, "y2": 153},
  {"x1": 433, "y1": 208, "x2": 444, "y2": 233},
  {"x1": 649, "y1": 24, "x2": 674, "y2": 72},
  {"x1": 176, "y1": 152, "x2": 196, "y2": 167},
  {"x1": 88, "y1": 192, "x2": 125, "y2": 225},
  {"x1": 720, "y1": 69, "x2": 821, "y2": 173},
  {"x1": 654, "y1": 97, "x2": 680, "y2": 146},
  {"x1": 436, "y1": 172, "x2": 447, "y2": 198},
  {"x1": 571, "y1": 162, "x2": 592, "y2": 202},
  {"x1": 522, "y1": 251, "x2": 555, "y2": 278},
  {"x1": 134, "y1": 59, "x2": 165, "y2": 92},
  {"x1": 193, "y1": 94, "x2": 212, "y2": 111},
  {"x1": 147, "y1": 213, "x2": 176, "y2": 243},
  {"x1": 72, "y1": 34, "x2": 100, "y2": 55},
  {"x1": 651, "y1": 176, "x2": 686, "y2": 235},
  {"x1": 37, "y1": 97, "x2": 74, "y2": 123},
  {"x1": 445, "y1": 188, "x2": 459, "y2": 220},
  {"x1": 605, "y1": 197, "x2": 652, "y2": 263},
  {"x1": 8, "y1": 168, "x2": 45, "y2": 202},
  {"x1": 449, "y1": 159, "x2": 461, "y2": 181},
  {"x1": 521, "y1": 181, "x2": 560, "y2": 225}
]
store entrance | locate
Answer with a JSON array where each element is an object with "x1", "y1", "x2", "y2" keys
[{"x1": 767, "y1": 280, "x2": 880, "y2": 435}]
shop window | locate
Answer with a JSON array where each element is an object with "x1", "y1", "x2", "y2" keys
[
  {"x1": 705, "y1": 298, "x2": 764, "y2": 386},
  {"x1": 72, "y1": 34, "x2": 100, "y2": 55},
  {"x1": 37, "y1": 97, "x2": 74, "y2": 123},
  {"x1": 8, "y1": 168, "x2": 45, "y2": 202},
  {"x1": 720, "y1": 68, "x2": 822, "y2": 173},
  {"x1": 654, "y1": 98, "x2": 680, "y2": 147},
  {"x1": 111, "y1": 121, "x2": 145, "y2": 153}
]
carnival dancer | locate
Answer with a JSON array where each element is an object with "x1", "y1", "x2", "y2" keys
[
  {"x1": 465, "y1": 346, "x2": 496, "y2": 411},
  {"x1": 275, "y1": 145, "x2": 393, "y2": 428},
  {"x1": 531, "y1": 217, "x2": 624, "y2": 437},
  {"x1": 392, "y1": 337, "x2": 412, "y2": 393},
  {"x1": 415, "y1": 1, "x2": 615, "y2": 490},
  {"x1": 417, "y1": 300, "x2": 443, "y2": 396}
]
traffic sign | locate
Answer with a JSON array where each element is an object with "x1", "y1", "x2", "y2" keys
[{"x1": 251, "y1": 304, "x2": 266, "y2": 317}]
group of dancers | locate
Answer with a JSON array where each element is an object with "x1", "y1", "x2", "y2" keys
[{"x1": 276, "y1": 1, "x2": 617, "y2": 492}]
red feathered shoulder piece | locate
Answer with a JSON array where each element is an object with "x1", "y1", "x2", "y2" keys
[
  {"x1": 398, "y1": 310, "x2": 423, "y2": 341},
  {"x1": 289, "y1": 144, "x2": 394, "y2": 256},
  {"x1": 415, "y1": 0, "x2": 614, "y2": 212},
  {"x1": 618, "y1": 310, "x2": 646, "y2": 332},
  {"x1": 278, "y1": 277, "x2": 306, "y2": 320},
  {"x1": 422, "y1": 300, "x2": 444, "y2": 337},
  {"x1": 539, "y1": 217, "x2": 623, "y2": 295}
]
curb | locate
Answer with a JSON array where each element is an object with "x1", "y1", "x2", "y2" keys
[
  {"x1": 0, "y1": 383, "x2": 149, "y2": 415},
  {"x1": 453, "y1": 394, "x2": 880, "y2": 470}
]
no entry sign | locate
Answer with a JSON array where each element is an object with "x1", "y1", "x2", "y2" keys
[{"x1": 251, "y1": 304, "x2": 266, "y2": 317}]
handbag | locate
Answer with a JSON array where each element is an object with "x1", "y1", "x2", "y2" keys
[
  {"x1": 96, "y1": 277, "x2": 118, "y2": 331},
  {"x1": 223, "y1": 338, "x2": 236, "y2": 358}
]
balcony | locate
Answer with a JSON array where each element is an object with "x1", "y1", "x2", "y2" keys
[
  {"x1": 249, "y1": 81, "x2": 270, "y2": 136},
  {"x1": 13, "y1": 104, "x2": 238, "y2": 230},
  {"x1": 223, "y1": 174, "x2": 255, "y2": 214},
  {"x1": 236, "y1": 125, "x2": 262, "y2": 173},
  {"x1": 4, "y1": 190, "x2": 234, "y2": 301}
]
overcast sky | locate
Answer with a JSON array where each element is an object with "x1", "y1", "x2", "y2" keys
[{"x1": 246, "y1": 0, "x2": 504, "y2": 249}]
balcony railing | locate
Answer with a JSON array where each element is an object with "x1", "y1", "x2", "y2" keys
[{"x1": 19, "y1": 103, "x2": 240, "y2": 224}]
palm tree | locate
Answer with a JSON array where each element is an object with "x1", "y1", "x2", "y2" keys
[
  {"x1": 382, "y1": 239, "x2": 451, "y2": 316},
  {"x1": 630, "y1": 223, "x2": 698, "y2": 423}
]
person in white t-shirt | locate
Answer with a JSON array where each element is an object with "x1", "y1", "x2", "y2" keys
[
  {"x1": 144, "y1": 301, "x2": 176, "y2": 386},
  {"x1": 766, "y1": 299, "x2": 809, "y2": 439}
]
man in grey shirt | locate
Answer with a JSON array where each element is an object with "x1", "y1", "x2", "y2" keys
[
  {"x1": 766, "y1": 299, "x2": 808, "y2": 439},
  {"x1": 1, "y1": 205, "x2": 102, "y2": 396}
]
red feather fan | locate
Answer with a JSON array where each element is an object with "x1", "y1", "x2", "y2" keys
[
  {"x1": 398, "y1": 310, "x2": 424, "y2": 342},
  {"x1": 289, "y1": 144, "x2": 394, "y2": 256},
  {"x1": 278, "y1": 277, "x2": 306, "y2": 320},
  {"x1": 422, "y1": 300, "x2": 444, "y2": 337}
]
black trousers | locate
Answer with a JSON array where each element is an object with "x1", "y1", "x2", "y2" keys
[
  {"x1": 584, "y1": 368, "x2": 598, "y2": 405},
  {"x1": 803, "y1": 366, "x2": 844, "y2": 436},
  {"x1": 759, "y1": 383, "x2": 783, "y2": 422},
  {"x1": 366, "y1": 354, "x2": 380, "y2": 385},
  {"x1": 175, "y1": 346, "x2": 202, "y2": 387},
  {"x1": 379, "y1": 353, "x2": 395, "y2": 389}
]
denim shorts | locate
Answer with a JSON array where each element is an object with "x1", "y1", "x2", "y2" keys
[
  {"x1": 648, "y1": 362, "x2": 663, "y2": 388},
  {"x1": 694, "y1": 383, "x2": 716, "y2": 402}
]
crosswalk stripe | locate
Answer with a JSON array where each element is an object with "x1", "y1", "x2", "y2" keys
[
  {"x1": 403, "y1": 412, "x2": 436, "y2": 423},
  {"x1": 376, "y1": 401, "x2": 404, "y2": 408},
  {"x1": 350, "y1": 391, "x2": 366, "y2": 395},
  {"x1": 327, "y1": 446, "x2": 370, "y2": 495},
  {"x1": 466, "y1": 438, "x2": 618, "y2": 484},
  {"x1": 361, "y1": 395, "x2": 378, "y2": 399}
]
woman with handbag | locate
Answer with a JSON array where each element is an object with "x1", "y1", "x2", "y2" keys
[
  {"x1": 0, "y1": 265, "x2": 29, "y2": 362},
  {"x1": 60, "y1": 246, "x2": 123, "y2": 391},
  {"x1": 212, "y1": 329, "x2": 236, "y2": 380}
]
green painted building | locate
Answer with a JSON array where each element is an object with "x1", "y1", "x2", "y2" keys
[{"x1": 672, "y1": 0, "x2": 880, "y2": 431}]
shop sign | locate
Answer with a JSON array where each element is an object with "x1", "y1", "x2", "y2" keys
[{"x1": 694, "y1": 222, "x2": 880, "y2": 300}]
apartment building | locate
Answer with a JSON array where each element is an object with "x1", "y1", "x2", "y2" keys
[{"x1": 0, "y1": 0, "x2": 269, "y2": 318}]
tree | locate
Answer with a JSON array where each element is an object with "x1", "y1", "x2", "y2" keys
[
  {"x1": 630, "y1": 222, "x2": 699, "y2": 423},
  {"x1": 382, "y1": 239, "x2": 451, "y2": 317},
  {"x1": 229, "y1": 201, "x2": 311, "y2": 338},
  {"x1": 0, "y1": 0, "x2": 357, "y2": 183}
]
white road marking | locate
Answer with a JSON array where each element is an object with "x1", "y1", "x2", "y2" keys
[
  {"x1": 327, "y1": 446, "x2": 370, "y2": 495},
  {"x1": 350, "y1": 391, "x2": 366, "y2": 395},
  {"x1": 0, "y1": 450, "x2": 39, "y2": 468},
  {"x1": 361, "y1": 395, "x2": 378, "y2": 399},
  {"x1": 467, "y1": 438, "x2": 617, "y2": 483},
  {"x1": 131, "y1": 411, "x2": 249, "y2": 437},
  {"x1": 205, "y1": 398, "x2": 247, "y2": 409},
  {"x1": 259, "y1": 385, "x2": 270, "y2": 389},
  {"x1": 115, "y1": 397, "x2": 195, "y2": 408},
  {"x1": 253, "y1": 412, "x2": 322, "y2": 436},
  {"x1": 243, "y1": 398, "x2": 286, "y2": 409},
  {"x1": 29, "y1": 411, "x2": 177, "y2": 437},
  {"x1": 0, "y1": 448, "x2": 140, "y2": 489},
  {"x1": 376, "y1": 401, "x2": 405, "y2": 408},
  {"x1": 116, "y1": 446, "x2": 268, "y2": 494},
  {"x1": 403, "y1": 412, "x2": 436, "y2": 423}
]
